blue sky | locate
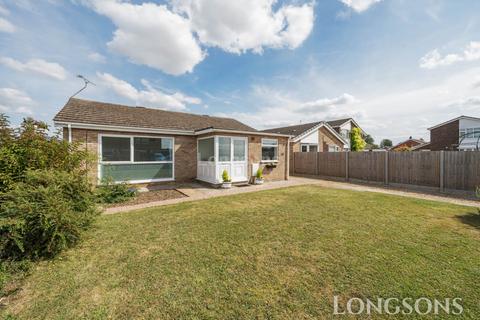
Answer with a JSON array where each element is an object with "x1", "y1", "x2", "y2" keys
[{"x1": 0, "y1": 0, "x2": 479, "y2": 143}]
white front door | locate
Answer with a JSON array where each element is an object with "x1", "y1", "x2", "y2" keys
[
  {"x1": 217, "y1": 136, "x2": 248, "y2": 183},
  {"x1": 231, "y1": 138, "x2": 248, "y2": 182}
]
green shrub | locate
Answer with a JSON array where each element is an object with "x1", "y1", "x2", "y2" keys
[
  {"x1": 0, "y1": 116, "x2": 91, "y2": 193},
  {"x1": 255, "y1": 168, "x2": 263, "y2": 179},
  {"x1": 95, "y1": 177, "x2": 137, "y2": 204},
  {"x1": 0, "y1": 170, "x2": 99, "y2": 260},
  {"x1": 350, "y1": 127, "x2": 366, "y2": 151},
  {"x1": 222, "y1": 170, "x2": 231, "y2": 182}
]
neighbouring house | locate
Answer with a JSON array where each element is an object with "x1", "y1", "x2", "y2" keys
[
  {"x1": 53, "y1": 98, "x2": 291, "y2": 185},
  {"x1": 410, "y1": 142, "x2": 431, "y2": 151},
  {"x1": 262, "y1": 120, "x2": 350, "y2": 173},
  {"x1": 428, "y1": 115, "x2": 480, "y2": 151},
  {"x1": 326, "y1": 118, "x2": 364, "y2": 150},
  {"x1": 389, "y1": 136, "x2": 426, "y2": 151}
]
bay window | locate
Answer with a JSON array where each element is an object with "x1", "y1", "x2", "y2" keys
[
  {"x1": 99, "y1": 135, "x2": 174, "y2": 183},
  {"x1": 262, "y1": 138, "x2": 278, "y2": 161}
]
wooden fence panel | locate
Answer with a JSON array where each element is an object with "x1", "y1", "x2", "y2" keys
[
  {"x1": 444, "y1": 151, "x2": 480, "y2": 191},
  {"x1": 317, "y1": 152, "x2": 346, "y2": 178},
  {"x1": 293, "y1": 152, "x2": 317, "y2": 175},
  {"x1": 292, "y1": 151, "x2": 480, "y2": 192},
  {"x1": 348, "y1": 152, "x2": 385, "y2": 182},
  {"x1": 387, "y1": 152, "x2": 440, "y2": 187}
]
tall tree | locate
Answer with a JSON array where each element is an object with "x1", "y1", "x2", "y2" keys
[
  {"x1": 350, "y1": 127, "x2": 366, "y2": 151},
  {"x1": 380, "y1": 139, "x2": 393, "y2": 148},
  {"x1": 0, "y1": 113, "x2": 14, "y2": 144},
  {"x1": 365, "y1": 134, "x2": 374, "y2": 145}
]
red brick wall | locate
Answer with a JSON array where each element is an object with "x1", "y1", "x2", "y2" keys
[
  {"x1": 430, "y1": 120, "x2": 459, "y2": 151},
  {"x1": 69, "y1": 128, "x2": 197, "y2": 184}
]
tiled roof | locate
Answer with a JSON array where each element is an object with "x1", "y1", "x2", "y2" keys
[
  {"x1": 326, "y1": 118, "x2": 351, "y2": 127},
  {"x1": 54, "y1": 98, "x2": 257, "y2": 132},
  {"x1": 262, "y1": 121, "x2": 322, "y2": 136}
]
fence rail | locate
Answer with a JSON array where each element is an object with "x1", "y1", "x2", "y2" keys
[{"x1": 292, "y1": 151, "x2": 480, "y2": 192}]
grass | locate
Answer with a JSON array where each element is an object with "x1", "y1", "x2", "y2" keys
[{"x1": 2, "y1": 185, "x2": 480, "y2": 319}]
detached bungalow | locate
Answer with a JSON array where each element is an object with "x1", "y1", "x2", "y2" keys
[{"x1": 53, "y1": 98, "x2": 290, "y2": 185}]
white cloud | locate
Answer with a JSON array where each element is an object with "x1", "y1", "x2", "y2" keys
[
  {"x1": 0, "y1": 57, "x2": 68, "y2": 80},
  {"x1": 96, "y1": 72, "x2": 201, "y2": 111},
  {"x1": 299, "y1": 93, "x2": 357, "y2": 112},
  {"x1": 420, "y1": 41, "x2": 480, "y2": 69},
  {"x1": 174, "y1": 0, "x2": 314, "y2": 54},
  {"x1": 216, "y1": 89, "x2": 359, "y2": 129},
  {"x1": 0, "y1": 17, "x2": 14, "y2": 33},
  {"x1": 339, "y1": 0, "x2": 383, "y2": 13},
  {"x1": 88, "y1": 52, "x2": 106, "y2": 63},
  {"x1": 89, "y1": 0, "x2": 205, "y2": 75},
  {"x1": 0, "y1": 88, "x2": 34, "y2": 115},
  {"x1": 87, "y1": 0, "x2": 314, "y2": 74}
]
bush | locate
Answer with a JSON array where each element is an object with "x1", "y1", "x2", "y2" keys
[
  {"x1": 256, "y1": 168, "x2": 263, "y2": 179},
  {"x1": 96, "y1": 178, "x2": 137, "y2": 204},
  {"x1": 0, "y1": 170, "x2": 99, "y2": 260},
  {"x1": 0, "y1": 116, "x2": 91, "y2": 193},
  {"x1": 222, "y1": 170, "x2": 231, "y2": 182}
]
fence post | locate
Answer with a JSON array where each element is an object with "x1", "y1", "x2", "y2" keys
[
  {"x1": 292, "y1": 151, "x2": 295, "y2": 175},
  {"x1": 315, "y1": 152, "x2": 319, "y2": 176},
  {"x1": 385, "y1": 151, "x2": 389, "y2": 186},
  {"x1": 440, "y1": 151, "x2": 445, "y2": 192},
  {"x1": 345, "y1": 151, "x2": 349, "y2": 181}
]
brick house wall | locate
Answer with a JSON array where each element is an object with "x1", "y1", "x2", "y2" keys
[
  {"x1": 430, "y1": 120, "x2": 459, "y2": 151},
  {"x1": 67, "y1": 128, "x2": 198, "y2": 184},
  {"x1": 318, "y1": 127, "x2": 344, "y2": 151},
  {"x1": 67, "y1": 128, "x2": 288, "y2": 184}
]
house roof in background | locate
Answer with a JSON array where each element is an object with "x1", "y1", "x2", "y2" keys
[
  {"x1": 262, "y1": 121, "x2": 347, "y2": 145},
  {"x1": 262, "y1": 121, "x2": 321, "y2": 136},
  {"x1": 326, "y1": 118, "x2": 351, "y2": 127},
  {"x1": 410, "y1": 142, "x2": 431, "y2": 151},
  {"x1": 428, "y1": 115, "x2": 480, "y2": 131},
  {"x1": 54, "y1": 98, "x2": 258, "y2": 133},
  {"x1": 390, "y1": 138, "x2": 425, "y2": 150}
]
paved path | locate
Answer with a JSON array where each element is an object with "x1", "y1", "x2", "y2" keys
[{"x1": 104, "y1": 176, "x2": 480, "y2": 214}]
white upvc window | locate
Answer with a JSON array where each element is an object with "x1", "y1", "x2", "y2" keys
[
  {"x1": 301, "y1": 144, "x2": 319, "y2": 152},
  {"x1": 262, "y1": 138, "x2": 278, "y2": 161},
  {"x1": 98, "y1": 134, "x2": 174, "y2": 184}
]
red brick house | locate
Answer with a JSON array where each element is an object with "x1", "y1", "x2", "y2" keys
[
  {"x1": 428, "y1": 115, "x2": 480, "y2": 151},
  {"x1": 54, "y1": 98, "x2": 291, "y2": 185},
  {"x1": 390, "y1": 137, "x2": 425, "y2": 151}
]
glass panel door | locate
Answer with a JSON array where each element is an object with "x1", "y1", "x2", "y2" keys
[
  {"x1": 233, "y1": 139, "x2": 246, "y2": 161},
  {"x1": 218, "y1": 137, "x2": 231, "y2": 162}
]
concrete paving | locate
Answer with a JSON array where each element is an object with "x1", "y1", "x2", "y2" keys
[{"x1": 103, "y1": 176, "x2": 480, "y2": 214}]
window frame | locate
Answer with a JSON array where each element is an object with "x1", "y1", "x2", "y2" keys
[
  {"x1": 98, "y1": 133, "x2": 175, "y2": 184},
  {"x1": 261, "y1": 138, "x2": 279, "y2": 162}
]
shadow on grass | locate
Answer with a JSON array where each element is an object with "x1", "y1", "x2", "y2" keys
[{"x1": 456, "y1": 211, "x2": 480, "y2": 230}]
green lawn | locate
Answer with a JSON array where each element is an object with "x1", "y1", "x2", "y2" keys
[{"x1": 3, "y1": 186, "x2": 480, "y2": 319}]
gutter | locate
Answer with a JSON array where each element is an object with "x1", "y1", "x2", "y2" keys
[
  {"x1": 54, "y1": 121, "x2": 293, "y2": 138},
  {"x1": 194, "y1": 127, "x2": 292, "y2": 138}
]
